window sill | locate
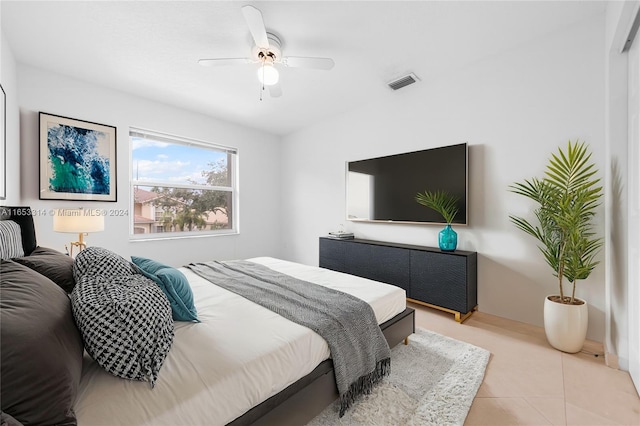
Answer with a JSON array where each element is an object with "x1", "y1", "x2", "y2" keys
[{"x1": 129, "y1": 230, "x2": 238, "y2": 242}]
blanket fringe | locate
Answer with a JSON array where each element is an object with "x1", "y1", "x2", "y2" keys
[{"x1": 339, "y1": 357, "x2": 391, "y2": 417}]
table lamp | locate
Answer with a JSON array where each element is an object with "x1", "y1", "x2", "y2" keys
[{"x1": 53, "y1": 209, "x2": 105, "y2": 256}]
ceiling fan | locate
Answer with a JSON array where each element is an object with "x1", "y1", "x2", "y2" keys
[{"x1": 198, "y1": 5, "x2": 335, "y2": 98}]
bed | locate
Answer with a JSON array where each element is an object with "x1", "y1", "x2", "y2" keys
[{"x1": 0, "y1": 207, "x2": 415, "y2": 425}]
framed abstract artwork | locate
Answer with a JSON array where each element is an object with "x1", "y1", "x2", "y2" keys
[
  {"x1": 39, "y1": 112, "x2": 117, "y2": 201},
  {"x1": 0, "y1": 84, "x2": 6, "y2": 200}
]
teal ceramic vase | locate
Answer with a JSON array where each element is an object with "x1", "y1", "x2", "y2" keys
[{"x1": 438, "y1": 224, "x2": 457, "y2": 251}]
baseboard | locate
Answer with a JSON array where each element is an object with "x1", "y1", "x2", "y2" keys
[{"x1": 604, "y1": 341, "x2": 620, "y2": 370}]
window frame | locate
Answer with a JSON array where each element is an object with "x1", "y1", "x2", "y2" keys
[{"x1": 129, "y1": 127, "x2": 239, "y2": 241}]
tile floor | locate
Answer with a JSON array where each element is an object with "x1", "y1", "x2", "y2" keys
[{"x1": 408, "y1": 302, "x2": 640, "y2": 425}]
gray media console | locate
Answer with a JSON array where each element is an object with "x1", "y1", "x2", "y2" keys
[{"x1": 319, "y1": 237, "x2": 478, "y2": 322}]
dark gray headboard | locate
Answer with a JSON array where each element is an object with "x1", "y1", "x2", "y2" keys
[{"x1": 0, "y1": 206, "x2": 37, "y2": 255}]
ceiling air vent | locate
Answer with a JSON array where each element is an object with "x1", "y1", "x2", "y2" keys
[{"x1": 387, "y1": 73, "x2": 420, "y2": 90}]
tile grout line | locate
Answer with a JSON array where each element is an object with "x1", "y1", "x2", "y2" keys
[
  {"x1": 561, "y1": 353, "x2": 568, "y2": 426},
  {"x1": 521, "y1": 397, "x2": 556, "y2": 426}
]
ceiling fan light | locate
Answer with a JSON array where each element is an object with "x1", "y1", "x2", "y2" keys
[{"x1": 257, "y1": 63, "x2": 279, "y2": 86}]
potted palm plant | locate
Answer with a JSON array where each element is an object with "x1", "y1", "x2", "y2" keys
[
  {"x1": 509, "y1": 140, "x2": 603, "y2": 353},
  {"x1": 415, "y1": 190, "x2": 459, "y2": 251}
]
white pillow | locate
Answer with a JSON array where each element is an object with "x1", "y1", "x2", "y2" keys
[{"x1": 0, "y1": 221, "x2": 25, "y2": 260}]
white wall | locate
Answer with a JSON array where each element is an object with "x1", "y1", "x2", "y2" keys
[
  {"x1": 0, "y1": 27, "x2": 20, "y2": 205},
  {"x1": 280, "y1": 15, "x2": 607, "y2": 340},
  {"x1": 18, "y1": 65, "x2": 282, "y2": 266},
  {"x1": 604, "y1": 0, "x2": 634, "y2": 371}
]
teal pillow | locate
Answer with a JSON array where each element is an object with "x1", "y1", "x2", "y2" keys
[{"x1": 131, "y1": 256, "x2": 199, "y2": 322}]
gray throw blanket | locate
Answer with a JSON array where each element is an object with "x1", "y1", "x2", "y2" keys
[{"x1": 185, "y1": 260, "x2": 390, "y2": 416}]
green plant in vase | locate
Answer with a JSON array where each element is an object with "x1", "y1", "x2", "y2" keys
[
  {"x1": 415, "y1": 190, "x2": 459, "y2": 251},
  {"x1": 509, "y1": 140, "x2": 603, "y2": 353}
]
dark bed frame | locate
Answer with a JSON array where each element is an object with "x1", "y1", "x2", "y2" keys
[{"x1": 2, "y1": 207, "x2": 416, "y2": 426}]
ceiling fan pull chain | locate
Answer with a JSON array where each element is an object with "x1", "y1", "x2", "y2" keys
[{"x1": 259, "y1": 62, "x2": 265, "y2": 101}]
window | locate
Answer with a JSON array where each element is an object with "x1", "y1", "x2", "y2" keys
[{"x1": 130, "y1": 128, "x2": 237, "y2": 239}]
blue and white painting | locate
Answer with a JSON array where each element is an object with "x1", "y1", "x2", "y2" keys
[
  {"x1": 40, "y1": 113, "x2": 116, "y2": 201},
  {"x1": 47, "y1": 124, "x2": 110, "y2": 194}
]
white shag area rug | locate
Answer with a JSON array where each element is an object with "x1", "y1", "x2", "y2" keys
[{"x1": 307, "y1": 327, "x2": 490, "y2": 426}]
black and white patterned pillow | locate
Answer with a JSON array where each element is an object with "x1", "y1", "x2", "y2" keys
[
  {"x1": 71, "y1": 247, "x2": 174, "y2": 386},
  {"x1": 73, "y1": 246, "x2": 137, "y2": 281},
  {"x1": 0, "y1": 221, "x2": 25, "y2": 260}
]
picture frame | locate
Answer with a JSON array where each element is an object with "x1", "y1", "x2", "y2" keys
[
  {"x1": 39, "y1": 112, "x2": 117, "y2": 201},
  {"x1": 0, "y1": 84, "x2": 6, "y2": 200}
]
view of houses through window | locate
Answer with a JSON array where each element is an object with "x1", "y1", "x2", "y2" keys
[{"x1": 130, "y1": 129, "x2": 237, "y2": 237}]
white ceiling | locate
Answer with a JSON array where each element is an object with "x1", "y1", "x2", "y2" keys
[{"x1": 2, "y1": 1, "x2": 606, "y2": 136}]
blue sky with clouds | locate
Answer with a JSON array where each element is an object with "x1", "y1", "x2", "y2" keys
[{"x1": 131, "y1": 138, "x2": 226, "y2": 185}]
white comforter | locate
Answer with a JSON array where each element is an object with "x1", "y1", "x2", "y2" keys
[{"x1": 75, "y1": 257, "x2": 406, "y2": 425}]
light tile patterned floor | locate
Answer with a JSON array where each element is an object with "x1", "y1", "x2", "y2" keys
[{"x1": 408, "y1": 302, "x2": 640, "y2": 425}]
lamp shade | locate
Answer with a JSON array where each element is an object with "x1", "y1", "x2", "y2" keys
[
  {"x1": 53, "y1": 209, "x2": 105, "y2": 233},
  {"x1": 257, "y1": 63, "x2": 279, "y2": 86}
]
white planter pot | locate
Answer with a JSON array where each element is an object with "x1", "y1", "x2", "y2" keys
[{"x1": 543, "y1": 295, "x2": 588, "y2": 353}]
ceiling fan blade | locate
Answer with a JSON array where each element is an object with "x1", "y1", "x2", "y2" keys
[
  {"x1": 241, "y1": 5, "x2": 269, "y2": 49},
  {"x1": 283, "y1": 56, "x2": 335, "y2": 70},
  {"x1": 268, "y1": 81, "x2": 282, "y2": 98},
  {"x1": 198, "y1": 58, "x2": 253, "y2": 67}
]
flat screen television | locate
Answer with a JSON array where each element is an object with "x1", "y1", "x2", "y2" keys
[{"x1": 346, "y1": 143, "x2": 468, "y2": 225}]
